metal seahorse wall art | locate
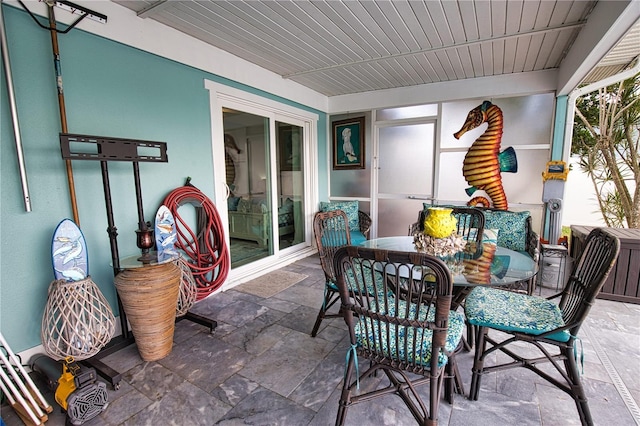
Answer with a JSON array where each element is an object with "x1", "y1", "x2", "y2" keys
[{"x1": 453, "y1": 100, "x2": 518, "y2": 210}]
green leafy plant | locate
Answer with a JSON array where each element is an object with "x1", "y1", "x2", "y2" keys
[{"x1": 572, "y1": 72, "x2": 640, "y2": 228}]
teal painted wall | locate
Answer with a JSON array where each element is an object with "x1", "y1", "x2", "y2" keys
[{"x1": 0, "y1": 5, "x2": 327, "y2": 352}]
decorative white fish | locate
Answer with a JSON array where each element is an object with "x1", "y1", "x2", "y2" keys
[
  {"x1": 56, "y1": 267, "x2": 86, "y2": 281},
  {"x1": 160, "y1": 234, "x2": 177, "y2": 247},
  {"x1": 62, "y1": 241, "x2": 83, "y2": 264},
  {"x1": 52, "y1": 242, "x2": 74, "y2": 257},
  {"x1": 156, "y1": 223, "x2": 173, "y2": 233}
]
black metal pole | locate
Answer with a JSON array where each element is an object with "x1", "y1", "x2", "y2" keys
[
  {"x1": 100, "y1": 160, "x2": 129, "y2": 341},
  {"x1": 133, "y1": 162, "x2": 146, "y2": 231}
]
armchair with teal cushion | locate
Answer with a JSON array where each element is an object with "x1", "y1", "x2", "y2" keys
[
  {"x1": 311, "y1": 210, "x2": 351, "y2": 337},
  {"x1": 319, "y1": 201, "x2": 371, "y2": 245},
  {"x1": 311, "y1": 210, "x2": 379, "y2": 337},
  {"x1": 465, "y1": 228, "x2": 620, "y2": 425},
  {"x1": 332, "y1": 245, "x2": 463, "y2": 425},
  {"x1": 479, "y1": 208, "x2": 539, "y2": 294}
]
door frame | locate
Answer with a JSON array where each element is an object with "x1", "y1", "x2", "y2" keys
[{"x1": 205, "y1": 81, "x2": 319, "y2": 289}]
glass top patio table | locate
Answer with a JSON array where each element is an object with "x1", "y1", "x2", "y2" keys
[{"x1": 360, "y1": 236, "x2": 537, "y2": 287}]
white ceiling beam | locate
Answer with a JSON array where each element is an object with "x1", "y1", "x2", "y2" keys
[
  {"x1": 556, "y1": 0, "x2": 640, "y2": 96},
  {"x1": 328, "y1": 69, "x2": 558, "y2": 113},
  {"x1": 137, "y1": 1, "x2": 171, "y2": 19}
]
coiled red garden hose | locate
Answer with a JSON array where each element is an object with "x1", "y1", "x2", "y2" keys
[{"x1": 162, "y1": 181, "x2": 229, "y2": 300}]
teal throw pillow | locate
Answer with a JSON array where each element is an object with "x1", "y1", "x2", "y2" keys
[
  {"x1": 320, "y1": 201, "x2": 360, "y2": 232},
  {"x1": 484, "y1": 210, "x2": 529, "y2": 251}
]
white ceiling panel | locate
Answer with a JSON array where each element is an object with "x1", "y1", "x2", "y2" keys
[{"x1": 112, "y1": 0, "x2": 640, "y2": 97}]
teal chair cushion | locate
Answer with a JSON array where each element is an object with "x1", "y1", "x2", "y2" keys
[
  {"x1": 464, "y1": 286, "x2": 570, "y2": 342},
  {"x1": 354, "y1": 299, "x2": 464, "y2": 368},
  {"x1": 350, "y1": 231, "x2": 367, "y2": 246},
  {"x1": 320, "y1": 201, "x2": 360, "y2": 232},
  {"x1": 483, "y1": 210, "x2": 529, "y2": 252},
  {"x1": 320, "y1": 230, "x2": 366, "y2": 247}
]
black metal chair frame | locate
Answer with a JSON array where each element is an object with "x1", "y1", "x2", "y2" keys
[
  {"x1": 467, "y1": 228, "x2": 620, "y2": 426},
  {"x1": 333, "y1": 245, "x2": 458, "y2": 426}
]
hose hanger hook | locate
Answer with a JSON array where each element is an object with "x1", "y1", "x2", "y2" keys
[{"x1": 17, "y1": 0, "x2": 107, "y2": 33}]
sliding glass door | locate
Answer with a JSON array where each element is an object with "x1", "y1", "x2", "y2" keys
[
  {"x1": 221, "y1": 111, "x2": 307, "y2": 269},
  {"x1": 223, "y1": 109, "x2": 273, "y2": 267},
  {"x1": 206, "y1": 80, "x2": 317, "y2": 283}
]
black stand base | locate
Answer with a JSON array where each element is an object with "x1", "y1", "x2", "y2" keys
[
  {"x1": 177, "y1": 311, "x2": 217, "y2": 334},
  {"x1": 80, "y1": 335, "x2": 134, "y2": 390}
]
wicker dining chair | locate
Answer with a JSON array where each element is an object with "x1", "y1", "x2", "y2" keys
[
  {"x1": 333, "y1": 246, "x2": 464, "y2": 425},
  {"x1": 409, "y1": 206, "x2": 485, "y2": 247},
  {"x1": 310, "y1": 209, "x2": 353, "y2": 337},
  {"x1": 465, "y1": 228, "x2": 620, "y2": 425}
]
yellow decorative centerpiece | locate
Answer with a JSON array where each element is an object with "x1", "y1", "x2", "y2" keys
[
  {"x1": 423, "y1": 207, "x2": 457, "y2": 238},
  {"x1": 413, "y1": 207, "x2": 466, "y2": 257}
]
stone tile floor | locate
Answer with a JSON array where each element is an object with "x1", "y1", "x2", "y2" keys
[{"x1": 2, "y1": 254, "x2": 639, "y2": 425}]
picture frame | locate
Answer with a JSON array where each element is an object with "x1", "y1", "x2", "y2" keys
[{"x1": 332, "y1": 116, "x2": 365, "y2": 170}]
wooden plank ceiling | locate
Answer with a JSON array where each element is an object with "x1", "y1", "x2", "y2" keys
[{"x1": 113, "y1": 0, "x2": 638, "y2": 96}]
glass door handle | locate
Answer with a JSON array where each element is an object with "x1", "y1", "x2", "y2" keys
[{"x1": 407, "y1": 196, "x2": 434, "y2": 200}]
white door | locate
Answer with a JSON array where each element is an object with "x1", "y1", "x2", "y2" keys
[{"x1": 375, "y1": 121, "x2": 436, "y2": 237}]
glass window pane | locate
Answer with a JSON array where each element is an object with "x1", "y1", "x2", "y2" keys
[
  {"x1": 377, "y1": 198, "x2": 426, "y2": 237},
  {"x1": 378, "y1": 123, "x2": 434, "y2": 195},
  {"x1": 276, "y1": 121, "x2": 305, "y2": 249},
  {"x1": 224, "y1": 109, "x2": 272, "y2": 267},
  {"x1": 377, "y1": 104, "x2": 438, "y2": 121}
]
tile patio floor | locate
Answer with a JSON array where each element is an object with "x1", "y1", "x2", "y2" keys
[{"x1": 2, "y1": 254, "x2": 639, "y2": 425}]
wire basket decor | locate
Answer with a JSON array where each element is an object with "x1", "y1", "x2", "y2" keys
[
  {"x1": 41, "y1": 277, "x2": 116, "y2": 361},
  {"x1": 175, "y1": 256, "x2": 197, "y2": 317}
]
